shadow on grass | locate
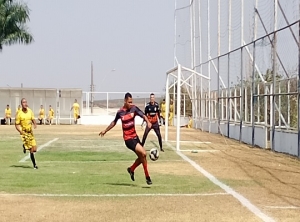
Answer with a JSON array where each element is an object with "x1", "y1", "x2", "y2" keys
[
  {"x1": 104, "y1": 182, "x2": 152, "y2": 188},
  {"x1": 10, "y1": 165, "x2": 32, "y2": 169},
  {"x1": 104, "y1": 182, "x2": 138, "y2": 187}
]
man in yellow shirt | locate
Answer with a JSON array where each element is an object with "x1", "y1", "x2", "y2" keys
[
  {"x1": 38, "y1": 105, "x2": 45, "y2": 125},
  {"x1": 169, "y1": 99, "x2": 174, "y2": 126},
  {"x1": 70, "y1": 99, "x2": 80, "y2": 124},
  {"x1": 47, "y1": 105, "x2": 54, "y2": 125},
  {"x1": 15, "y1": 98, "x2": 38, "y2": 169},
  {"x1": 5, "y1": 104, "x2": 11, "y2": 125},
  {"x1": 160, "y1": 99, "x2": 166, "y2": 125}
]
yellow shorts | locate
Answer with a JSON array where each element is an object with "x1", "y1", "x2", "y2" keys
[
  {"x1": 21, "y1": 131, "x2": 36, "y2": 149},
  {"x1": 74, "y1": 113, "x2": 79, "y2": 119},
  {"x1": 38, "y1": 115, "x2": 44, "y2": 119}
]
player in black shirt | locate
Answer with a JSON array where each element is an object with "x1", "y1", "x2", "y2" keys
[{"x1": 141, "y1": 93, "x2": 164, "y2": 152}]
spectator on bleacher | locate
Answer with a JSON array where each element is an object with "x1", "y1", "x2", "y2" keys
[
  {"x1": 38, "y1": 105, "x2": 45, "y2": 125},
  {"x1": 16, "y1": 105, "x2": 21, "y2": 116},
  {"x1": 70, "y1": 99, "x2": 80, "y2": 124},
  {"x1": 5, "y1": 104, "x2": 11, "y2": 125},
  {"x1": 47, "y1": 105, "x2": 54, "y2": 125},
  {"x1": 185, "y1": 115, "x2": 193, "y2": 128}
]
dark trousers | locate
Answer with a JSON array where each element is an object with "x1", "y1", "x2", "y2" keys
[{"x1": 141, "y1": 122, "x2": 163, "y2": 150}]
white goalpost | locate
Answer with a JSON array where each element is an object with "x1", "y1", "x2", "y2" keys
[{"x1": 164, "y1": 64, "x2": 210, "y2": 151}]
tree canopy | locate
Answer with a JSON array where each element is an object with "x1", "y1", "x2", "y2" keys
[{"x1": 0, "y1": 0, "x2": 33, "y2": 51}]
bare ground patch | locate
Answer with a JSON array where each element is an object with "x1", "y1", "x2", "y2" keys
[
  {"x1": 166, "y1": 127, "x2": 300, "y2": 220},
  {"x1": 0, "y1": 195, "x2": 261, "y2": 222}
]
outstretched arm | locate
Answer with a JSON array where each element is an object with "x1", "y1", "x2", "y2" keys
[
  {"x1": 99, "y1": 112, "x2": 119, "y2": 137},
  {"x1": 99, "y1": 121, "x2": 116, "y2": 137}
]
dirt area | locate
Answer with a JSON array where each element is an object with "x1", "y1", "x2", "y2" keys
[
  {"x1": 0, "y1": 195, "x2": 261, "y2": 222},
  {"x1": 162, "y1": 126, "x2": 300, "y2": 221}
]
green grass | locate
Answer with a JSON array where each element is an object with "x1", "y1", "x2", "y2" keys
[{"x1": 0, "y1": 132, "x2": 221, "y2": 195}]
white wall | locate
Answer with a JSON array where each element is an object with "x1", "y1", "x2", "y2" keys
[
  {"x1": 272, "y1": 130, "x2": 298, "y2": 156},
  {"x1": 194, "y1": 120, "x2": 268, "y2": 149}
]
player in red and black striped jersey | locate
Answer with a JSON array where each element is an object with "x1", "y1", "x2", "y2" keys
[
  {"x1": 141, "y1": 93, "x2": 164, "y2": 152},
  {"x1": 99, "y1": 92, "x2": 153, "y2": 185}
]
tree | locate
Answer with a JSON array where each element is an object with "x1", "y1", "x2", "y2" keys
[{"x1": 0, "y1": 0, "x2": 33, "y2": 51}]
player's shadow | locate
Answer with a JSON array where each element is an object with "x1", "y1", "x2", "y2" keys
[
  {"x1": 10, "y1": 165, "x2": 32, "y2": 169},
  {"x1": 104, "y1": 182, "x2": 138, "y2": 187},
  {"x1": 104, "y1": 182, "x2": 151, "y2": 188}
]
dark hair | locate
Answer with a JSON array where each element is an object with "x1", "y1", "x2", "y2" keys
[
  {"x1": 124, "y1": 92, "x2": 132, "y2": 100},
  {"x1": 163, "y1": 99, "x2": 165, "y2": 101},
  {"x1": 150, "y1": 93, "x2": 154, "y2": 96}
]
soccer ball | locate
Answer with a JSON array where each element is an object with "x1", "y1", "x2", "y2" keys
[{"x1": 149, "y1": 148, "x2": 159, "y2": 161}]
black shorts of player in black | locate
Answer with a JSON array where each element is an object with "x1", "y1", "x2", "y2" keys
[{"x1": 141, "y1": 93, "x2": 164, "y2": 152}]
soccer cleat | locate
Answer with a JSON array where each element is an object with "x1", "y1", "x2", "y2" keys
[
  {"x1": 22, "y1": 144, "x2": 26, "y2": 154},
  {"x1": 146, "y1": 177, "x2": 152, "y2": 185},
  {"x1": 127, "y1": 167, "x2": 135, "y2": 181},
  {"x1": 160, "y1": 148, "x2": 165, "y2": 152},
  {"x1": 34, "y1": 165, "x2": 38, "y2": 169}
]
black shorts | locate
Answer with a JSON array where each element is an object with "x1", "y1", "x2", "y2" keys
[{"x1": 125, "y1": 137, "x2": 141, "y2": 152}]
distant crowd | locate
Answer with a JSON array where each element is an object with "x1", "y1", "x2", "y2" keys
[{"x1": 2, "y1": 99, "x2": 80, "y2": 125}]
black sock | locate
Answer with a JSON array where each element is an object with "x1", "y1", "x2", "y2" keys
[{"x1": 30, "y1": 153, "x2": 36, "y2": 166}]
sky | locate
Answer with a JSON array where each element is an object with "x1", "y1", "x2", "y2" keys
[{"x1": 0, "y1": 0, "x2": 175, "y2": 93}]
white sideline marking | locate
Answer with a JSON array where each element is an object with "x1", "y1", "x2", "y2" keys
[
  {"x1": 265, "y1": 206, "x2": 300, "y2": 209},
  {"x1": 19, "y1": 138, "x2": 59, "y2": 163},
  {"x1": 38, "y1": 160, "x2": 184, "y2": 163},
  {"x1": 165, "y1": 141, "x2": 275, "y2": 222},
  {"x1": 0, "y1": 192, "x2": 228, "y2": 198},
  {"x1": 179, "y1": 149, "x2": 219, "y2": 152},
  {"x1": 168, "y1": 140, "x2": 211, "y2": 144}
]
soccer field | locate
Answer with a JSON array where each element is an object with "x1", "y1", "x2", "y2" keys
[{"x1": 1, "y1": 125, "x2": 300, "y2": 222}]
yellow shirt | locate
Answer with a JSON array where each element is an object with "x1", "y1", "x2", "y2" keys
[
  {"x1": 188, "y1": 119, "x2": 193, "y2": 128},
  {"x1": 39, "y1": 108, "x2": 45, "y2": 117},
  {"x1": 72, "y1": 103, "x2": 80, "y2": 114},
  {"x1": 15, "y1": 108, "x2": 34, "y2": 132},
  {"x1": 5, "y1": 108, "x2": 11, "y2": 118},
  {"x1": 48, "y1": 108, "x2": 54, "y2": 117},
  {"x1": 160, "y1": 103, "x2": 166, "y2": 113},
  {"x1": 169, "y1": 104, "x2": 174, "y2": 113},
  {"x1": 16, "y1": 107, "x2": 21, "y2": 114}
]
